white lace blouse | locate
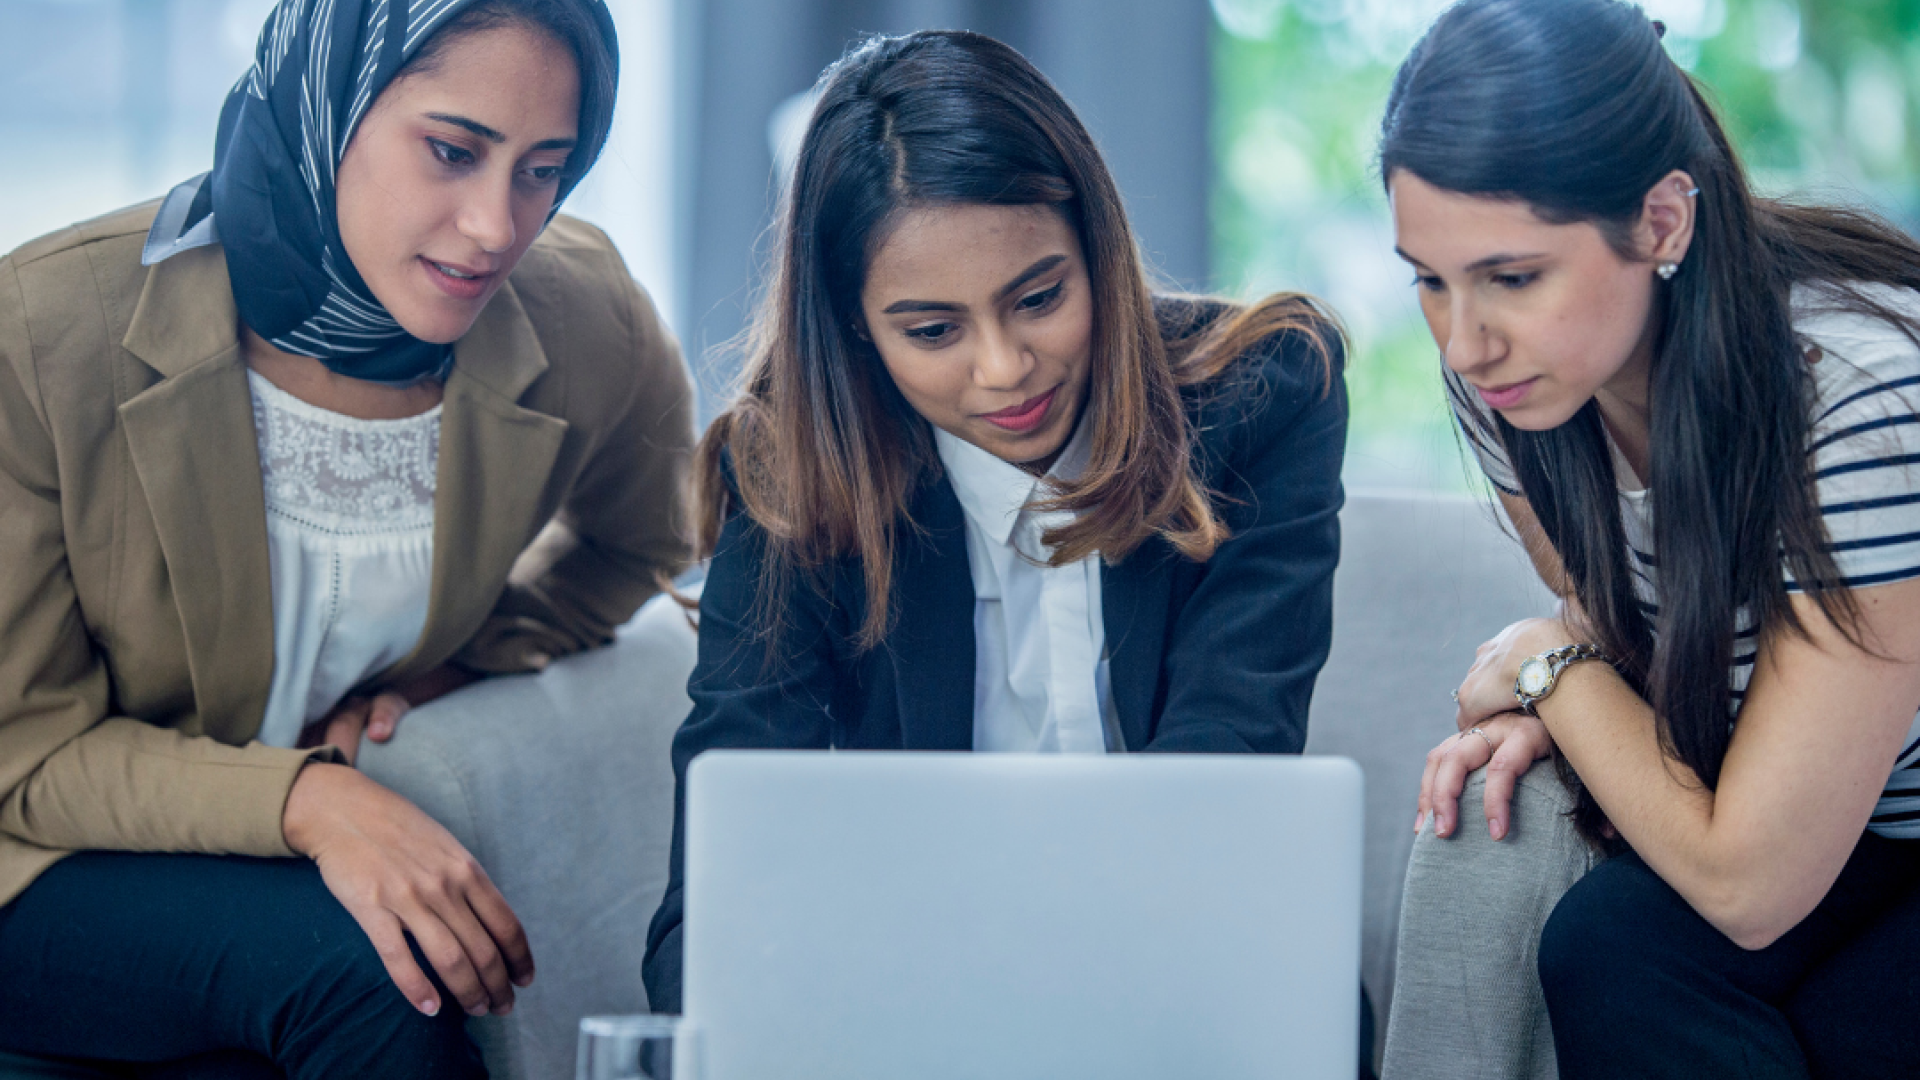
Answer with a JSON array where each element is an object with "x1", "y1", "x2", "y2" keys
[{"x1": 248, "y1": 370, "x2": 439, "y2": 748}]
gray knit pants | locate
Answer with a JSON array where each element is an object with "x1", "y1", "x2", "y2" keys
[{"x1": 1381, "y1": 767, "x2": 1603, "y2": 1080}]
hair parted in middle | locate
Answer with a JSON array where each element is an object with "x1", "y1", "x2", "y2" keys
[{"x1": 696, "y1": 29, "x2": 1339, "y2": 649}]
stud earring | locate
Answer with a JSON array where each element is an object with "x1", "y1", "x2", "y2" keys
[{"x1": 1657, "y1": 262, "x2": 1680, "y2": 280}]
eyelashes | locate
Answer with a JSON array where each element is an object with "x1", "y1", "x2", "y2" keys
[
  {"x1": 897, "y1": 280, "x2": 1070, "y2": 347},
  {"x1": 1017, "y1": 282, "x2": 1065, "y2": 312},
  {"x1": 428, "y1": 137, "x2": 475, "y2": 167}
]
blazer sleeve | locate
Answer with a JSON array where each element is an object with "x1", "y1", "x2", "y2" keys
[
  {"x1": 454, "y1": 269, "x2": 697, "y2": 674},
  {"x1": 642, "y1": 468, "x2": 842, "y2": 1014},
  {"x1": 0, "y1": 260, "x2": 336, "y2": 889},
  {"x1": 1143, "y1": 328, "x2": 1347, "y2": 754}
]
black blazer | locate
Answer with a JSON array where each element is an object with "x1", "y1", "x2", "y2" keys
[{"x1": 642, "y1": 313, "x2": 1347, "y2": 1012}]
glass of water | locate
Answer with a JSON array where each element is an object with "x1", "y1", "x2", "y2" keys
[{"x1": 577, "y1": 1014, "x2": 682, "y2": 1080}]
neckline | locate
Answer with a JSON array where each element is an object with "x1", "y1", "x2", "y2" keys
[
  {"x1": 248, "y1": 368, "x2": 442, "y2": 432},
  {"x1": 934, "y1": 417, "x2": 1092, "y2": 547},
  {"x1": 1605, "y1": 429, "x2": 1648, "y2": 499}
]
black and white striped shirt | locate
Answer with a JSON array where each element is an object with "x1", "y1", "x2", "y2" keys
[{"x1": 1450, "y1": 283, "x2": 1920, "y2": 840}]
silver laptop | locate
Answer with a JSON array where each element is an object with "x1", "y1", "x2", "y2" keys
[{"x1": 680, "y1": 751, "x2": 1363, "y2": 1080}]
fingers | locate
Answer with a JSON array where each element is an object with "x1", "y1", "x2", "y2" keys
[
  {"x1": 322, "y1": 700, "x2": 369, "y2": 766},
  {"x1": 463, "y1": 867, "x2": 536, "y2": 988},
  {"x1": 1481, "y1": 740, "x2": 1530, "y2": 841},
  {"x1": 360, "y1": 909, "x2": 443, "y2": 1017},
  {"x1": 406, "y1": 859, "x2": 530, "y2": 1016},
  {"x1": 401, "y1": 901, "x2": 497, "y2": 1017},
  {"x1": 1417, "y1": 740, "x2": 1445, "y2": 834},
  {"x1": 1478, "y1": 715, "x2": 1554, "y2": 841},
  {"x1": 366, "y1": 691, "x2": 411, "y2": 743},
  {"x1": 302, "y1": 771, "x2": 524, "y2": 1016},
  {"x1": 1422, "y1": 731, "x2": 1492, "y2": 839}
]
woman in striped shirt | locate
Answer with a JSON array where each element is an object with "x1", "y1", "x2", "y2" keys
[{"x1": 1378, "y1": 2, "x2": 1920, "y2": 1078}]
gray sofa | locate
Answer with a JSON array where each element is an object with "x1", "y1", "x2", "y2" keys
[{"x1": 0, "y1": 493, "x2": 1552, "y2": 1078}]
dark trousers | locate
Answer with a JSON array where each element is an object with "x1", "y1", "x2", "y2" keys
[
  {"x1": 0, "y1": 852, "x2": 485, "y2": 1080},
  {"x1": 1539, "y1": 832, "x2": 1920, "y2": 1080}
]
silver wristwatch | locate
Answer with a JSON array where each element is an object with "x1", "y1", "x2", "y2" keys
[{"x1": 1513, "y1": 643, "x2": 1611, "y2": 717}]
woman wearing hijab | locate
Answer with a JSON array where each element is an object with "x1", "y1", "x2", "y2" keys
[{"x1": 0, "y1": 1, "x2": 691, "y2": 1076}]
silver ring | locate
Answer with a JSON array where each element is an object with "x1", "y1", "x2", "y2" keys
[
  {"x1": 1466, "y1": 727, "x2": 1495, "y2": 754},
  {"x1": 1450, "y1": 689, "x2": 1459, "y2": 703}
]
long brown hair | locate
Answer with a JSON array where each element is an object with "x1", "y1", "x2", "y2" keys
[{"x1": 697, "y1": 30, "x2": 1338, "y2": 649}]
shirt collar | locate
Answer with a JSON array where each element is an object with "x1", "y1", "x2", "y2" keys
[{"x1": 933, "y1": 415, "x2": 1093, "y2": 548}]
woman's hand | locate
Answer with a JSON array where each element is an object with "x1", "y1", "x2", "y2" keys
[
  {"x1": 297, "y1": 693, "x2": 403, "y2": 765},
  {"x1": 282, "y1": 763, "x2": 533, "y2": 1018},
  {"x1": 1416, "y1": 712, "x2": 1557, "y2": 841},
  {"x1": 1451, "y1": 616, "x2": 1578, "y2": 731},
  {"x1": 296, "y1": 665, "x2": 482, "y2": 764}
]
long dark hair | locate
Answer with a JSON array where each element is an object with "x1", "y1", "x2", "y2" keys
[
  {"x1": 700, "y1": 29, "x2": 1337, "y2": 648},
  {"x1": 1380, "y1": 0, "x2": 1920, "y2": 826}
]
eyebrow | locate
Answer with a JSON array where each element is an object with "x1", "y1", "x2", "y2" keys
[
  {"x1": 880, "y1": 254, "x2": 1069, "y2": 316},
  {"x1": 425, "y1": 112, "x2": 577, "y2": 152},
  {"x1": 1394, "y1": 245, "x2": 1547, "y2": 273}
]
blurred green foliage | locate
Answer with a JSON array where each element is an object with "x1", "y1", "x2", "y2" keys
[{"x1": 1212, "y1": 0, "x2": 1920, "y2": 490}]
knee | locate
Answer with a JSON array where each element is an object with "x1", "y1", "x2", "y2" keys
[
  {"x1": 274, "y1": 877, "x2": 480, "y2": 1077},
  {"x1": 1536, "y1": 856, "x2": 1665, "y2": 1013}
]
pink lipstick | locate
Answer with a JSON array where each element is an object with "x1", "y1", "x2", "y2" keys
[
  {"x1": 1476, "y1": 378, "x2": 1537, "y2": 410},
  {"x1": 981, "y1": 387, "x2": 1058, "y2": 433}
]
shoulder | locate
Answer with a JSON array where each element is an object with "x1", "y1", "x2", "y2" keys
[
  {"x1": 2, "y1": 199, "x2": 158, "y2": 325},
  {"x1": 1156, "y1": 295, "x2": 1347, "y2": 467},
  {"x1": 1786, "y1": 283, "x2": 1920, "y2": 589},
  {"x1": 5, "y1": 200, "x2": 157, "y2": 271},
  {"x1": 510, "y1": 214, "x2": 636, "y2": 311},
  {"x1": 1792, "y1": 282, "x2": 1920, "y2": 434},
  {"x1": 507, "y1": 214, "x2": 685, "y2": 406},
  {"x1": 508, "y1": 214, "x2": 671, "y2": 352},
  {"x1": 1794, "y1": 281, "x2": 1920, "y2": 364},
  {"x1": 0, "y1": 201, "x2": 163, "y2": 433}
]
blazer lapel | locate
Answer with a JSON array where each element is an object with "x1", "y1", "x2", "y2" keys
[
  {"x1": 889, "y1": 478, "x2": 976, "y2": 750},
  {"x1": 119, "y1": 247, "x2": 274, "y2": 740},
  {"x1": 381, "y1": 280, "x2": 568, "y2": 681},
  {"x1": 1103, "y1": 544, "x2": 1172, "y2": 751}
]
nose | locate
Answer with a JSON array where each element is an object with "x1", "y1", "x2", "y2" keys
[
  {"x1": 1441, "y1": 296, "x2": 1492, "y2": 375},
  {"x1": 973, "y1": 321, "x2": 1032, "y2": 391},
  {"x1": 456, "y1": 174, "x2": 517, "y2": 255}
]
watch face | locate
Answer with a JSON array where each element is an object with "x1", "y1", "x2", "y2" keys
[{"x1": 1517, "y1": 657, "x2": 1553, "y2": 696}]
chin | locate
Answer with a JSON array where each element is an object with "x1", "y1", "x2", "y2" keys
[
  {"x1": 1496, "y1": 399, "x2": 1584, "y2": 433},
  {"x1": 395, "y1": 304, "x2": 485, "y2": 346},
  {"x1": 1001, "y1": 427, "x2": 1072, "y2": 468}
]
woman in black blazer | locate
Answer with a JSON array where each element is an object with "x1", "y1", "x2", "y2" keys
[{"x1": 643, "y1": 29, "x2": 1348, "y2": 1012}]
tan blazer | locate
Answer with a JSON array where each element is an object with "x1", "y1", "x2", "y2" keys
[{"x1": 0, "y1": 202, "x2": 695, "y2": 906}]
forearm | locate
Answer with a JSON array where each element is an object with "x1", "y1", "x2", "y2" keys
[
  {"x1": 1, "y1": 718, "x2": 341, "y2": 857},
  {"x1": 1536, "y1": 663, "x2": 1811, "y2": 947}
]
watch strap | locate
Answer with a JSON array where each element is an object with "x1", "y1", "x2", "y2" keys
[{"x1": 1514, "y1": 643, "x2": 1611, "y2": 716}]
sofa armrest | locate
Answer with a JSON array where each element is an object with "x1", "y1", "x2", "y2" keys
[{"x1": 358, "y1": 591, "x2": 699, "y2": 1080}]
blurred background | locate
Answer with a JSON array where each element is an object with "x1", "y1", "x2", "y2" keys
[{"x1": 3, "y1": 0, "x2": 1916, "y2": 492}]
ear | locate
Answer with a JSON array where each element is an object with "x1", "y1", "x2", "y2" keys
[{"x1": 1636, "y1": 168, "x2": 1698, "y2": 268}]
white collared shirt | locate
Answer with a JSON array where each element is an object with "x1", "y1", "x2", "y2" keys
[{"x1": 933, "y1": 422, "x2": 1118, "y2": 753}]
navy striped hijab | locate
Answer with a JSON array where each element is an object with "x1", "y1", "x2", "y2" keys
[{"x1": 144, "y1": 0, "x2": 617, "y2": 384}]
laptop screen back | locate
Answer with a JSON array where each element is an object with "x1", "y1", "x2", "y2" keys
[{"x1": 682, "y1": 751, "x2": 1363, "y2": 1080}]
